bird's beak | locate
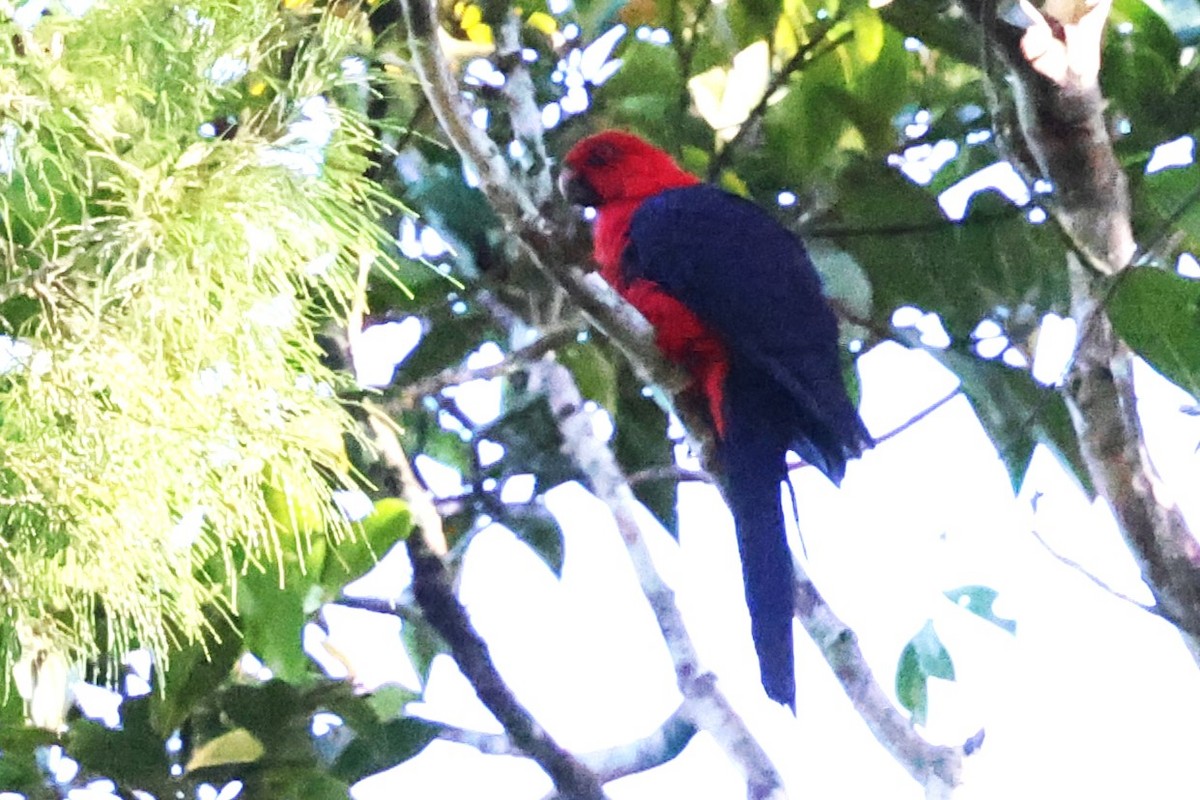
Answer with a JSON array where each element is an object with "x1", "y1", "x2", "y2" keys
[{"x1": 558, "y1": 166, "x2": 601, "y2": 208}]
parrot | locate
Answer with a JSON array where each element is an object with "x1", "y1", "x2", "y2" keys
[{"x1": 559, "y1": 130, "x2": 873, "y2": 710}]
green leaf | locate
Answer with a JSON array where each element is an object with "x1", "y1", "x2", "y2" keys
[
  {"x1": 152, "y1": 606, "x2": 244, "y2": 735},
  {"x1": 404, "y1": 162, "x2": 505, "y2": 280},
  {"x1": 393, "y1": 308, "x2": 491, "y2": 387},
  {"x1": 220, "y1": 681, "x2": 307, "y2": 741},
  {"x1": 330, "y1": 717, "x2": 441, "y2": 784},
  {"x1": 1102, "y1": 0, "x2": 1189, "y2": 153},
  {"x1": 321, "y1": 498, "x2": 413, "y2": 593},
  {"x1": 593, "y1": 40, "x2": 704, "y2": 152},
  {"x1": 1132, "y1": 161, "x2": 1200, "y2": 259},
  {"x1": 844, "y1": 25, "x2": 911, "y2": 152},
  {"x1": 400, "y1": 408, "x2": 475, "y2": 476},
  {"x1": 366, "y1": 684, "x2": 420, "y2": 721},
  {"x1": 944, "y1": 585, "x2": 1018, "y2": 634},
  {"x1": 936, "y1": 348, "x2": 1092, "y2": 496},
  {"x1": 237, "y1": 565, "x2": 314, "y2": 684},
  {"x1": 911, "y1": 621, "x2": 955, "y2": 680},
  {"x1": 880, "y1": 0, "x2": 981, "y2": 66},
  {"x1": 848, "y1": 5, "x2": 885, "y2": 63},
  {"x1": 727, "y1": 0, "x2": 783, "y2": 49},
  {"x1": 480, "y1": 394, "x2": 582, "y2": 489},
  {"x1": 574, "y1": 0, "x2": 631, "y2": 38},
  {"x1": 67, "y1": 697, "x2": 170, "y2": 789},
  {"x1": 763, "y1": 59, "x2": 851, "y2": 184},
  {"x1": 310, "y1": 682, "x2": 386, "y2": 736},
  {"x1": 505, "y1": 504, "x2": 566, "y2": 577},
  {"x1": 1, "y1": 153, "x2": 87, "y2": 247},
  {"x1": 1109, "y1": 268, "x2": 1200, "y2": 400},
  {"x1": 833, "y1": 161, "x2": 1068, "y2": 338},
  {"x1": 246, "y1": 767, "x2": 352, "y2": 800},
  {"x1": 558, "y1": 340, "x2": 619, "y2": 411},
  {"x1": 895, "y1": 640, "x2": 929, "y2": 726},
  {"x1": 895, "y1": 621, "x2": 955, "y2": 726},
  {"x1": 0, "y1": 727, "x2": 58, "y2": 794},
  {"x1": 186, "y1": 728, "x2": 265, "y2": 772},
  {"x1": 401, "y1": 615, "x2": 446, "y2": 688},
  {"x1": 809, "y1": 240, "x2": 873, "y2": 343}
]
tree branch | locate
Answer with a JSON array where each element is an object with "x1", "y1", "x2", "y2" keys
[
  {"x1": 342, "y1": 579, "x2": 696, "y2": 775},
  {"x1": 529, "y1": 356, "x2": 970, "y2": 797},
  {"x1": 707, "y1": 23, "x2": 854, "y2": 181},
  {"x1": 576, "y1": 705, "x2": 697, "y2": 782},
  {"x1": 526, "y1": 357, "x2": 787, "y2": 799},
  {"x1": 364, "y1": 414, "x2": 610, "y2": 800},
  {"x1": 398, "y1": 0, "x2": 699, "y2": 419},
  {"x1": 405, "y1": 531, "x2": 609, "y2": 800},
  {"x1": 1029, "y1": 528, "x2": 1158, "y2": 615},
  {"x1": 434, "y1": 705, "x2": 697, "y2": 784},
  {"x1": 628, "y1": 465, "x2": 716, "y2": 486},
  {"x1": 958, "y1": 0, "x2": 1200, "y2": 661},
  {"x1": 394, "y1": 324, "x2": 578, "y2": 407},
  {"x1": 398, "y1": 2, "x2": 978, "y2": 793},
  {"x1": 495, "y1": 13, "x2": 554, "y2": 205},
  {"x1": 793, "y1": 561, "x2": 967, "y2": 795}
]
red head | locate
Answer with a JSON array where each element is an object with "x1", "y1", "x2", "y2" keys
[{"x1": 559, "y1": 131, "x2": 699, "y2": 208}]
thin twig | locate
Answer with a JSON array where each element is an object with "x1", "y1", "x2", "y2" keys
[
  {"x1": 707, "y1": 24, "x2": 854, "y2": 181},
  {"x1": 395, "y1": 324, "x2": 578, "y2": 406},
  {"x1": 784, "y1": 388, "x2": 960, "y2": 472},
  {"x1": 628, "y1": 465, "x2": 715, "y2": 486},
  {"x1": 875, "y1": 388, "x2": 963, "y2": 445},
  {"x1": 1029, "y1": 529, "x2": 1158, "y2": 615},
  {"x1": 433, "y1": 705, "x2": 697, "y2": 783},
  {"x1": 333, "y1": 595, "x2": 419, "y2": 622},
  {"x1": 495, "y1": 13, "x2": 554, "y2": 205},
  {"x1": 671, "y1": 0, "x2": 714, "y2": 120}
]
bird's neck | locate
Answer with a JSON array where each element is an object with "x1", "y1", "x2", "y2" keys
[
  {"x1": 593, "y1": 173, "x2": 698, "y2": 281},
  {"x1": 593, "y1": 200, "x2": 640, "y2": 280}
]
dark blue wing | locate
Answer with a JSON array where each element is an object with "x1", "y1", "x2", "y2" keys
[{"x1": 624, "y1": 184, "x2": 871, "y2": 480}]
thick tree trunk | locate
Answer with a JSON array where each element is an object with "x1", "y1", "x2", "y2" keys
[{"x1": 960, "y1": 0, "x2": 1200, "y2": 658}]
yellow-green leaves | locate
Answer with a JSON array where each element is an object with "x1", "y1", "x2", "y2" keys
[{"x1": 0, "y1": 0, "x2": 395, "y2": 684}]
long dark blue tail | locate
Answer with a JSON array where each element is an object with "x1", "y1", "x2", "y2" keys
[{"x1": 721, "y1": 384, "x2": 796, "y2": 710}]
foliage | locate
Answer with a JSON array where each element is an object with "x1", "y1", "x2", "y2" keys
[
  {"x1": 5, "y1": 0, "x2": 1200, "y2": 793},
  {"x1": 371, "y1": 0, "x2": 1200, "y2": 740},
  {"x1": 0, "y1": 0, "x2": 394, "y2": 684}
]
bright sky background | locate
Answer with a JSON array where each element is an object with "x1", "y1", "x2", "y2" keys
[
  {"x1": 13, "y1": 3, "x2": 1200, "y2": 797},
  {"x1": 330, "y1": 320, "x2": 1200, "y2": 799},
  {"x1": 325, "y1": 102, "x2": 1200, "y2": 798},
  {"x1": 330, "y1": 106, "x2": 1200, "y2": 800}
]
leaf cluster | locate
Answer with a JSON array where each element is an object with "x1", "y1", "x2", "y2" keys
[{"x1": 0, "y1": 0, "x2": 396, "y2": 680}]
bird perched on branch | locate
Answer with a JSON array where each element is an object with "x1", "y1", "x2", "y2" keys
[{"x1": 559, "y1": 130, "x2": 872, "y2": 710}]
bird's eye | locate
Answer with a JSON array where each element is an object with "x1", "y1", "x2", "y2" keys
[{"x1": 585, "y1": 143, "x2": 619, "y2": 168}]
